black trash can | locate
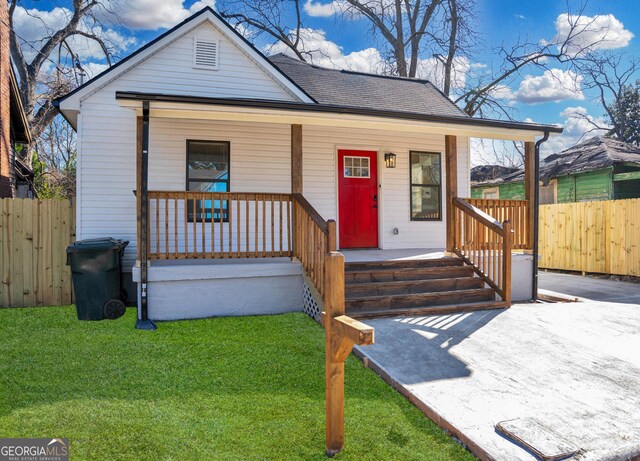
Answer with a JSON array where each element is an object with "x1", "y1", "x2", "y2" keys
[{"x1": 67, "y1": 238, "x2": 129, "y2": 320}]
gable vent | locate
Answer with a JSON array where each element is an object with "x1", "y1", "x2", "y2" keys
[{"x1": 193, "y1": 38, "x2": 219, "y2": 70}]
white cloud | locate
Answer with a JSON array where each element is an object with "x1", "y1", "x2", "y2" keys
[
  {"x1": 189, "y1": 0, "x2": 217, "y2": 14},
  {"x1": 304, "y1": 0, "x2": 348, "y2": 17},
  {"x1": 470, "y1": 107, "x2": 610, "y2": 166},
  {"x1": 541, "y1": 106, "x2": 610, "y2": 156},
  {"x1": 512, "y1": 69, "x2": 584, "y2": 104},
  {"x1": 416, "y1": 56, "x2": 471, "y2": 90},
  {"x1": 553, "y1": 13, "x2": 633, "y2": 55},
  {"x1": 97, "y1": 0, "x2": 215, "y2": 31},
  {"x1": 267, "y1": 28, "x2": 384, "y2": 73},
  {"x1": 83, "y1": 62, "x2": 110, "y2": 78},
  {"x1": 12, "y1": 6, "x2": 137, "y2": 63}
]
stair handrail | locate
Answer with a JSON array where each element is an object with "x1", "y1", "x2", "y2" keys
[
  {"x1": 292, "y1": 194, "x2": 336, "y2": 295},
  {"x1": 292, "y1": 194, "x2": 374, "y2": 456},
  {"x1": 452, "y1": 197, "x2": 513, "y2": 304}
]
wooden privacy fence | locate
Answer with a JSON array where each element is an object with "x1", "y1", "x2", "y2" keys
[
  {"x1": 0, "y1": 198, "x2": 75, "y2": 307},
  {"x1": 539, "y1": 198, "x2": 640, "y2": 276}
]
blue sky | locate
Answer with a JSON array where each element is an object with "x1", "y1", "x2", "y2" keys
[{"x1": 13, "y1": 0, "x2": 640, "y2": 157}]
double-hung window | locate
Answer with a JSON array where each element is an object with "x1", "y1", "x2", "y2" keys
[
  {"x1": 410, "y1": 151, "x2": 442, "y2": 221},
  {"x1": 186, "y1": 140, "x2": 230, "y2": 222}
]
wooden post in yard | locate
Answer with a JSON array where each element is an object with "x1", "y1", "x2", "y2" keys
[{"x1": 323, "y1": 252, "x2": 374, "y2": 457}]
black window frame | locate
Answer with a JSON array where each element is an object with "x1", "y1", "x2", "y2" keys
[
  {"x1": 185, "y1": 139, "x2": 231, "y2": 223},
  {"x1": 409, "y1": 151, "x2": 442, "y2": 221}
]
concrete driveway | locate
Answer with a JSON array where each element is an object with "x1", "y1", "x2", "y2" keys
[
  {"x1": 355, "y1": 301, "x2": 640, "y2": 460},
  {"x1": 539, "y1": 270, "x2": 640, "y2": 304}
]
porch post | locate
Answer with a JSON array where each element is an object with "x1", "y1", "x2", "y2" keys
[
  {"x1": 291, "y1": 124, "x2": 303, "y2": 194},
  {"x1": 136, "y1": 116, "x2": 143, "y2": 262},
  {"x1": 445, "y1": 135, "x2": 457, "y2": 253},
  {"x1": 524, "y1": 141, "x2": 535, "y2": 249},
  {"x1": 136, "y1": 101, "x2": 156, "y2": 330}
]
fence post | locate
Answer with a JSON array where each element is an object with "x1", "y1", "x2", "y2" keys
[
  {"x1": 323, "y1": 251, "x2": 374, "y2": 457},
  {"x1": 324, "y1": 252, "x2": 346, "y2": 456}
]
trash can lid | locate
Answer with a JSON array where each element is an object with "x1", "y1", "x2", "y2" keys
[{"x1": 67, "y1": 237, "x2": 129, "y2": 253}]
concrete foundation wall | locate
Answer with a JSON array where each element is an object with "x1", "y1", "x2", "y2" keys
[
  {"x1": 132, "y1": 259, "x2": 303, "y2": 321},
  {"x1": 511, "y1": 253, "x2": 534, "y2": 302}
]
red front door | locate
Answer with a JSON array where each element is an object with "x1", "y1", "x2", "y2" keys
[{"x1": 338, "y1": 150, "x2": 379, "y2": 248}]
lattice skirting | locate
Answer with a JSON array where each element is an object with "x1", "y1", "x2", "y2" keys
[{"x1": 303, "y1": 280, "x2": 322, "y2": 323}]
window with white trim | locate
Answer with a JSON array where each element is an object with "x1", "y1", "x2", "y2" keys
[
  {"x1": 410, "y1": 151, "x2": 442, "y2": 220},
  {"x1": 482, "y1": 187, "x2": 499, "y2": 199}
]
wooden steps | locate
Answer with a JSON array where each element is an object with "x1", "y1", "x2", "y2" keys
[
  {"x1": 349, "y1": 300, "x2": 508, "y2": 319},
  {"x1": 345, "y1": 257, "x2": 504, "y2": 318}
]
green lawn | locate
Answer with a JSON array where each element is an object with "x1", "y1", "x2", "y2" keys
[{"x1": 0, "y1": 307, "x2": 473, "y2": 461}]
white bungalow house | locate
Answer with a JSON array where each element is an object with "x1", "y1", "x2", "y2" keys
[{"x1": 55, "y1": 7, "x2": 561, "y2": 329}]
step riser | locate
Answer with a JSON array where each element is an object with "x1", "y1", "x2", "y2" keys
[
  {"x1": 346, "y1": 267, "x2": 474, "y2": 284},
  {"x1": 346, "y1": 289, "x2": 495, "y2": 312},
  {"x1": 345, "y1": 258, "x2": 463, "y2": 272},
  {"x1": 350, "y1": 301, "x2": 508, "y2": 319},
  {"x1": 346, "y1": 277, "x2": 484, "y2": 298}
]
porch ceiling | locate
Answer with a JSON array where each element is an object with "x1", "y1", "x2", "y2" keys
[{"x1": 116, "y1": 92, "x2": 562, "y2": 142}]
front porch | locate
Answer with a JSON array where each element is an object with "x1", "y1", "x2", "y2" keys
[{"x1": 125, "y1": 94, "x2": 549, "y2": 323}]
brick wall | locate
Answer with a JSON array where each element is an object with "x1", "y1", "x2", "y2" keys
[{"x1": 0, "y1": 0, "x2": 13, "y2": 197}]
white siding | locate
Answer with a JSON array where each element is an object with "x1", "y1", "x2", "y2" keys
[
  {"x1": 83, "y1": 21, "x2": 297, "y2": 102},
  {"x1": 302, "y1": 126, "x2": 470, "y2": 249},
  {"x1": 78, "y1": 114, "x2": 470, "y2": 268},
  {"x1": 76, "y1": 20, "x2": 300, "y2": 268},
  {"x1": 75, "y1": 20, "x2": 471, "y2": 264}
]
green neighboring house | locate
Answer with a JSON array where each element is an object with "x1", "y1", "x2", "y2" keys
[{"x1": 471, "y1": 136, "x2": 640, "y2": 204}]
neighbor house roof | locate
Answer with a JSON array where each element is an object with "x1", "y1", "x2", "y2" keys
[
  {"x1": 473, "y1": 136, "x2": 640, "y2": 187},
  {"x1": 269, "y1": 54, "x2": 466, "y2": 118},
  {"x1": 541, "y1": 136, "x2": 640, "y2": 180},
  {"x1": 471, "y1": 165, "x2": 519, "y2": 184}
]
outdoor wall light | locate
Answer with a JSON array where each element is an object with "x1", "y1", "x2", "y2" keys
[{"x1": 384, "y1": 152, "x2": 397, "y2": 168}]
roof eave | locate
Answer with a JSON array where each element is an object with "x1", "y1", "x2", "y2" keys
[
  {"x1": 10, "y1": 67, "x2": 31, "y2": 144},
  {"x1": 115, "y1": 91, "x2": 562, "y2": 140}
]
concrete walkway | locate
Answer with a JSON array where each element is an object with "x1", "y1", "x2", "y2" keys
[
  {"x1": 355, "y1": 302, "x2": 640, "y2": 460},
  {"x1": 539, "y1": 270, "x2": 640, "y2": 304}
]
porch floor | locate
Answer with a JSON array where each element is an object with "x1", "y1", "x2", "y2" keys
[{"x1": 341, "y1": 248, "x2": 446, "y2": 262}]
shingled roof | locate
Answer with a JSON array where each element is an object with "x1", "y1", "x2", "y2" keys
[
  {"x1": 471, "y1": 165, "x2": 519, "y2": 184},
  {"x1": 474, "y1": 136, "x2": 640, "y2": 186},
  {"x1": 541, "y1": 136, "x2": 640, "y2": 180},
  {"x1": 268, "y1": 53, "x2": 466, "y2": 118}
]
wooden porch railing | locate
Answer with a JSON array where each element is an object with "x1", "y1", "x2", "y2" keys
[
  {"x1": 292, "y1": 193, "x2": 336, "y2": 296},
  {"x1": 147, "y1": 191, "x2": 292, "y2": 260},
  {"x1": 290, "y1": 195, "x2": 373, "y2": 457},
  {"x1": 466, "y1": 198, "x2": 530, "y2": 249},
  {"x1": 453, "y1": 198, "x2": 513, "y2": 304}
]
